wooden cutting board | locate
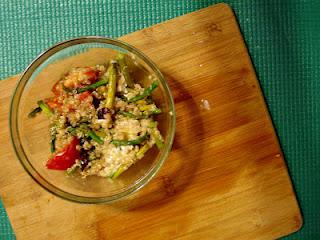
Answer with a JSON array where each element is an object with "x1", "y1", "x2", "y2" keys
[{"x1": 0, "y1": 3, "x2": 302, "y2": 240}]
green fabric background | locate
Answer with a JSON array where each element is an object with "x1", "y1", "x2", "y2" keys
[{"x1": 0, "y1": 0, "x2": 319, "y2": 239}]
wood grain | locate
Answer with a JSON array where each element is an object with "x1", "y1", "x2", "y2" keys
[{"x1": 0, "y1": 3, "x2": 302, "y2": 240}]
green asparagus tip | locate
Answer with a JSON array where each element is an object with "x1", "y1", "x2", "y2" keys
[
  {"x1": 110, "y1": 165, "x2": 126, "y2": 179},
  {"x1": 88, "y1": 130, "x2": 104, "y2": 144},
  {"x1": 111, "y1": 134, "x2": 148, "y2": 147},
  {"x1": 136, "y1": 144, "x2": 151, "y2": 159},
  {"x1": 105, "y1": 63, "x2": 117, "y2": 109},
  {"x1": 77, "y1": 79, "x2": 108, "y2": 93},
  {"x1": 116, "y1": 53, "x2": 134, "y2": 88},
  {"x1": 127, "y1": 81, "x2": 159, "y2": 103},
  {"x1": 37, "y1": 100, "x2": 53, "y2": 117}
]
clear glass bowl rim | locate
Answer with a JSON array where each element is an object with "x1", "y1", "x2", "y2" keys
[{"x1": 10, "y1": 36, "x2": 176, "y2": 204}]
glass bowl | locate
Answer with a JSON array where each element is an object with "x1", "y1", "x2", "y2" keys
[{"x1": 10, "y1": 36, "x2": 175, "y2": 203}]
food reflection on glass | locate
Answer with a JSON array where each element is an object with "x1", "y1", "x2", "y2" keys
[{"x1": 28, "y1": 52, "x2": 164, "y2": 180}]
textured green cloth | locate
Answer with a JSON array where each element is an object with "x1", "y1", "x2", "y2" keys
[
  {"x1": 0, "y1": 0, "x2": 319, "y2": 239},
  {"x1": 0, "y1": 200, "x2": 15, "y2": 240}
]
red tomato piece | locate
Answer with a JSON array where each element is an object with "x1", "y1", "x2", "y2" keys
[
  {"x1": 79, "y1": 91, "x2": 91, "y2": 101},
  {"x1": 46, "y1": 138, "x2": 80, "y2": 170},
  {"x1": 66, "y1": 105, "x2": 76, "y2": 112},
  {"x1": 85, "y1": 70, "x2": 98, "y2": 83},
  {"x1": 52, "y1": 81, "x2": 64, "y2": 95},
  {"x1": 45, "y1": 97, "x2": 62, "y2": 111}
]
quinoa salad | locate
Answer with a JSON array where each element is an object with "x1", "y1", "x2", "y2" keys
[{"x1": 28, "y1": 52, "x2": 164, "y2": 179}]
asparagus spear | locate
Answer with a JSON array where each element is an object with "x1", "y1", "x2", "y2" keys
[
  {"x1": 77, "y1": 79, "x2": 108, "y2": 93},
  {"x1": 136, "y1": 143, "x2": 151, "y2": 159},
  {"x1": 152, "y1": 132, "x2": 164, "y2": 149},
  {"x1": 37, "y1": 100, "x2": 53, "y2": 117},
  {"x1": 138, "y1": 104, "x2": 162, "y2": 114},
  {"x1": 118, "y1": 110, "x2": 148, "y2": 119},
  {"x1": 111, "y1": 134, "x2": 148, "y2": 146},
  {"x1": 151, "y1": 108, "x2": 162, "y2": 114},
  {"x1": 88, "y1": 130, "x2": 104, "y2": 144},
  {"x1": 149, "y1": 121, "x2": 164, "y2": 149},
  {"x1": 67, "y1": 125, "x2": 104, "y2": 145},
  {"x1": 116, "y1": 53, "x2": 134, "y2": 88},
  {"x1": 67, "y1": 127, "x2": 77, "y2": 136},
  {"x1": 127, "y1": 81, "x2": 159, "y2": 103},
  {"x1": 110, "y1": 165, "x2": 126, "y2": 179},
  {"x1": 105, "y1": 63, "x2": 117, "y2": 109},
  {"x1": 66, "y1": 163, "x2": 80, "y2": 175},
  {"x1": 50, "y1": 125, "x2": 57, "y2": 153}
]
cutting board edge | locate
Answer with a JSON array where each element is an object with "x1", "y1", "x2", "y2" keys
[
  {"x1": 194, "y1": 3, "x2": 303, "y2": 232},
  {"x1": 227, "y1": 4, "x2": 304, "y2": 233},
  {"x1": 119, "y1": 2, "x2": 232, "y2": 41}
]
